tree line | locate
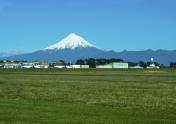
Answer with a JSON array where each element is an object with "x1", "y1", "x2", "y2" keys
[
  {"x1": 75, "y1": 58, "x2": 124, "y2": 68},
  {"x1": 75, "y1": 58, "x2": 161, "y2": 68},
  {"x1": 170, "y1": 62, "x2": 176, "y2": 68}
]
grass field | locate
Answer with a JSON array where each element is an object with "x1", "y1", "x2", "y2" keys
[{"x1": 0, "y1": 69, "x2": 176, "y2": 124}]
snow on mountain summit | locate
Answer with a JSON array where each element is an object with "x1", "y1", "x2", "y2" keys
[{"x1": 45, "y1": 33, "x2": 96, "y2": 50}]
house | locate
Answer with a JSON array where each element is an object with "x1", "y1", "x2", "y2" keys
[
  {"x1": 34, "y1": 64, "x2": 49, "y2": 69},
  {"x1": 21, "y1": 63, "x2": 34, "y2": 68},
  {"x1": 34, "y1": 62, "x2": 49, "y2": 68},
  {"x1": 147, "y1": 58, "x2": 160, "y2": 69}
]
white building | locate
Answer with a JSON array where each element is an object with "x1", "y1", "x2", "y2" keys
[
  {"x1": 96, "y1": 62, "x2": 129, "y2": 69},
  {"x1": 112, "y1": 62, "x2": 128, "y2": 69},
  {"x1": 33, "y1": 62, "x2": 49, "y2": 69},
  {"x1": 34, "y1": 64, "x2": 49, "y2": 69},
  {"x1": 65, "y1": 65, "x2": 89, "y2": 69},
  {"x1": 80, "y1": 65, "x2": 89, "y2": 68},
  {"x1": 53, "y1": 65, "x2": 65, "y2": 68},
  {"x1": 4, "y1": 64, "x2": 21, "y2": 69},
  {"x1": 71, "y1": 65, "x2": 81, "y2": 68},
  {"x1": 96, "y1": 64, "x2": 112, "y2": 69},
  {"x1": 147, "y1": 58, "x2": 160, "y2": 69},
  {"x1": 21, "y1": 63, "x2": 34, "y2": 68},
  {"x1": 66, "y1": 65, "x2": 72, "y2": 68}
]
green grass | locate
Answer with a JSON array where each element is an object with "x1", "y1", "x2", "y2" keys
[{"x1": 0, "y1": 69, "x2": 176, "y2": 124}]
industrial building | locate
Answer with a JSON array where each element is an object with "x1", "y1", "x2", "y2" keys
[
  {"x1": 68, "y1": 65, "x2": 89, "y2": 69},
  {"x1": 53, "y1": 64, "x2": 89, "y2": 69},
  {"x1": 96, "y1": 62, "x2": 129, "y2": 69},
  {"x1": 96, "y1": 64, "x2": 113, "y2": 69},
  {"x1": 112, "y1": 62, "x2": 128, "y2": 69},
  {"x1": 4, "y1": 64, "x2": 21, "y2": 69}
]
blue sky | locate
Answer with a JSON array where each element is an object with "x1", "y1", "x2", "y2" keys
[{"x1": 0, "y1": 0, "x2": 176, "y2": 52}]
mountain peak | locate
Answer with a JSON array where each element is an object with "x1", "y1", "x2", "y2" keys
[
  {"x1": 45, "y1": 33, "x2": 96, "y2": 50},
  {"x1": 67, "y1": 33, "x2": 79, "y2": 37}
]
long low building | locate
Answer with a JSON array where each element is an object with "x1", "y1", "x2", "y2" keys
[
  {"x1": 21, "y1": 63, "x2": 34, "y2": 68},
  {"x1": 96, "y1": 64, "x2": 113, "y2": 69},
  {"x1": 70, "y1": 65, "x2": 89, "y2": 69},
  {"x1": 96, "y1": 62, "x2": 129, "y2": 69},
  {"x1": 53, "y1": 65, "x2": 89, "y2": 69},
  {"x1": 112, "y1": 62, "x2": 128, "y2": 69},
  {"x1": 4, "y1": 64, "x2": 21, "y2": 69},
  {"x1": 34, "y1": 64, "x2": 49, "y2": 69}
]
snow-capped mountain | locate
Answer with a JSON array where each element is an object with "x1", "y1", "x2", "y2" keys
[
  {"x1": 1, "y1": 33, "x2": 176, "y2": 65},
  {"x1": 1, "y1": 33, "x2": 108, "y2": 62},
  {"x1": 45, "y1": 33, "x2": 96, "y2": 50}
]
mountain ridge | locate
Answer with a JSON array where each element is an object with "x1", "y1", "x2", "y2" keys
[{"x1": 1, "y1": 33, "x2": 176, "y2": 66}]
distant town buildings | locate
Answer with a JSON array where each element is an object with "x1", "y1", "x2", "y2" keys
[{"x1": 0, "y1": 57, "x2": 165, "y2": 69}]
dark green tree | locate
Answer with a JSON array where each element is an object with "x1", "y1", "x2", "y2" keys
[
  {"x1": 170, "y1": 62, "x2": 176, "y2": 68},
  {"x1": 76, "y1": 59, "x2": 85, "y2": 65},
  {"x1": 86, "y1": 58, "x2": 96, "y2": 68},
  {"x1": 139, "y1": 61, "x2": 147, "y2": 68}
]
